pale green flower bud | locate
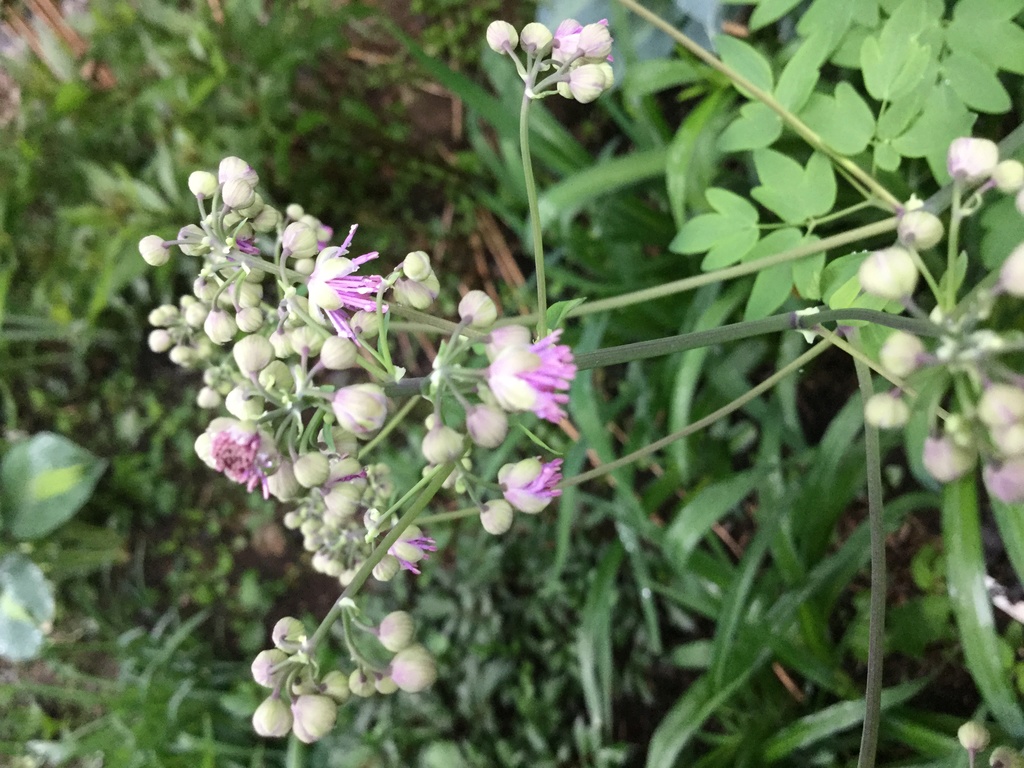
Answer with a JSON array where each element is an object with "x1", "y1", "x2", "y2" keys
[
  {"x1": 480, "y1": 500, "x2": 514, "y2": 535},
  {"x1": 282, "y1": 222, "x2": 318, "y2": 259},
  {"x1": 237, "y1": 192, "x2": 265, "y2": 218},
  {"x1": 375, "y1": 675, "x2": 398, "y2": 695},
  {"x1": 148, "y1": 329, "x2": 173, "y2": 353},
  {"x1": 183, "y1": 301, "x2": 209, "y2": 328},
  {"x1": 218, "y1": 156, "x2": 258, "y2": 186},
  {"x1": 390, "y1": 644, "x2": 437, "y2": 693},
  {"x1": 236, "y1": 307, "x2": 264, "y2": 333},
  {"x1": 290, "y1": 695, "x2": 337, "y2": 744},
  {"x1": 947, "y1": 137, "x2": 999, "y2": 182},
  {"x1": 993, "y1": 423, "x2": 1024, "y2": 457},
  {"x1": 324, "y1": 483, "x2": 361, "y2": 519},
  {"x1": 222, "y1": 178, "x2": 256, "y2": 210},
  {"x1": 378, "y1": 611, "x2": 415, "y2": 652},
  {"x1": 958, "y1": 720, "x2": 991, "y2": 753},
  {"x1": 402, "y1": 250, "x2": 434, "y2": 282},
  {"x1": 320, "y1": 336, "x2": 358, "y2": 370},
  {"x1": 177, "y1": 224, "x2": 209, "y2": 256},
  {"x1": 286, "y1": 203, "x2": 305, "y2": 220},
  {"x1": 259, "y1": 360, "x2": 291, "y2": 391},
  {"x1": 252, "y1": 205, "x2": 282, "y2": 233},
  {"x1": 373, "y1": 555, "x2": 400, "y2": 582},
  {"x1": 858, "y1": 246, "x2": 919, "y2": 300},
  {"x1": 392, "y1": 276, "x2": 438, "y2": 309},
  {"x1": 486, "y1": 20, "x2": 518, "y2": 53},
  {"x1": 204, "y1": 309, "x2": 237, "y2": 344},
  {"x1": 252, "y1": 695, "x2": 292, "y2": 738},
  {"x1": 251, "y1": 648, "x2": 289, "y2": 687},
  {"x1": 349, "y1": 310, "x2": 380, "y2": 338},
  {"x1": 466, "y1": 405, "x2": 508, "y2": 448},
  {"x1": 989, "y1": 746, "x2": 1024, "y2": 768},
  {"x1": 332, "y1": 383, "x2": 388, "y2": 436},
  {"x1": 169, "y1": 345, "x2": 197, "y2": 367},
  {"x1": 196, "y1": 386, "x2": 221, "y2": 409},
  {"x1": 880, "y1": 331, "x2": 925, "y2": 378},
  {"x1": 188, "y1": 171, "x2": 218, "y2": 198},
  {"x1": 293, "y1": 453, "x2": 330, "y2": 488},
  {"x1": 897, "y1": 210, "x2": 944, "y2": 250},
  {"x1": 148, "y1": 304, "x2": 179, "y2": 327},
  {"x1": 139, "y1": 235, "x2": 170, "y2": 266},
  {"x1": 269, "y1": 329, "x2": 291, "y2": 359},
  {"x1": 1000, "y1": 243, "x2": 1024, "y2": 297},
  {"x1": 923, "y1": 434, "x2": 976, "y2": 483},
  {"x1": 348, "y1": 669, "x2": 376, "y2": 698},
  {"x1": 422, "y1": 424, "x2": 464, "y2": 464},
  {"x1": 520, "y1": 22, "x2": 552, "y2": 54},
  {"x1": 565, "y1": 63, "x2": 613, "y2": 103},
  {"x1": 233, "y1": 334, "x2": 274, "y2": 375},
  {"x1": 288, "y1": 326, "x2": 323, "y2": 357},
  {"x1": 458, "y1": 290, "x2": 498, "y2": 328},
  {"x1": 225, "y1": 387, "x2": 264, "y2": 420},
  {"x1": 321, "y1": 670, "x2": 350, "y2": 703},
  {"x1": 271, "y1": 616, "x2": 306, "y2": 653},
  {"x1": 864, "y1": 392, "x2": 910, "y2": 429},
  {"x1": 993, "y1": 160, "x2": 1024, "y2": 193},
  {"x1": 578, "y1": 21, "x2": 613, "y2": 59},
  {"x1": 267, "y1": 460, "x2": 301, "y2": 501},
  {"x1": 294, "y1": 257, "x2": 316, "y2": 276}
]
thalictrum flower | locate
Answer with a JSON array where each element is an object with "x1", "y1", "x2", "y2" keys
[
  {"x1": 308, "y1": 225, "x2": 387, "y2": 341},
  {"x1": 208, "y1": 422, "x2": 275, "y2": 498},
  {"x1": 498, "y1": 457, "x2": 563, "y2": 513},
  {"x1": 487, "y1": 329, "x2": 576, "y2": 423}
]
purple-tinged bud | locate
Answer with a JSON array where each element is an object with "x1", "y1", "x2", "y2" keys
[
  {"x1": 148, "y1": 329, "x2": 173, "y2": 353},
  {"x1": 552, "y1": 18, "x2": 583, "y2": 63},
  {"x1": 879, "y1": 331, "x2": 925, "y2": 378},
  {"x1": 290, "y1": 695, "x2": 337, "y2": 744},
  {"x1": 196, "y1": 386, "x2": 221, "y2": 409},
  {"x1": 402, "y1": 250, "x2": 434, "y2": 282},
  {"x1": 222, "y1": 178, "x2": 256, "y2": 210},
  {"x1": 233, "y1": 334, "x2": 273, "y2": 375},
  {"x1": 236, "y1": 307, "x2": 264, "y2": 333},
  {"x1": 947, "y1": 137, "x2": 999, "y2": 183},
  {"x1": 987, "y1": 746, "x2": 1023, "y2": 768},
  {"x1": 177, "y1": 224, "x2": 209, "y2": 256},
  {"x1": 390, "y1": 644, "x2": 437, "y2": 693},
  {"x1": 897, "y1": 210, "x2": 944, "y2": 250},
  {"x1": 957, "y1": 720, "x2": 991, "y2": 753},
  {"x1": 373, "y1": 555, "x2": 401, "y2": 582},
  {"x1": 978, "y1": 384, "x2": 1024, "y2": 428},
  {"x1": 320, "y1": 336, "x2": 358, "y2": 370},
  {"x1": 321, "y1": 670, "x2": 350, "y2": 703},
  {"x1": 349, "y1": 310, "x2": 381, "y2": 339},
  {"x1": 923, "y1": 435, "x2": 976, "y2": 483},
  {"x1": 1000, "y1": 243, "x2": 1024, "y2": 297},
  {"x1": 858, "y1": 246, "x2": 919, "y2": 300},
  {"x1": 563, "y1": 62, "x2": 613, "y2": 103},
  {"x1": 272, "y1": 617, "x2": 306, "y2": 652},
  {"x1": 578, "y1": 20, "x2": 612, "y2": 59},
  {"x1": 139, "y1": 235, "x2": 170, "y2": 267},
  {"x1": 289, "y1": 326, "x2": 324, "y2": 357},
  {"x1": 188, "y1": 171, "x2": 218, "y2": 198},
  {"x1": 252, "y1": 649, "x2": 289, "y2": 687},
  {"x1": 984, "y1": 460, "x2": 1024, "y2": 503},
  {"x1": 421, "y1": 424, "x2": 464, "y2": 464},
  {"x1": 193, "y1": 276, "x2": 217, "y2": 301},
  {"x1": 267, "y1": 461, "x2": 301, "y2": 501},
  {"x1": 480, "y1": 500, "x2": 514, "y2": 535},
  {"x1": 466, "y1": 404, "x2": 508, "y2": 448},
  {"x1": 332, "y1": 383, "x2": 388, "y2": 436},
  {"x1": 219, "y1": 156, "x2": 258, "y2": 185},
  {"x1": 282, "y1": 222, "x2": 319, "y2": 259},
  {"x1": 864, "y1": 392, "x2": 910, "y2": 429},
  {"x1": 252, "y1": 696, "x2": 293, "y2": 738},
  {"x1": 520, "y1": 22, "x2": 553, "y2": 54},
  {"x1": 392, "y1": 276, "x2": 439, "y2": 309},
  {"x1": 458, "y1": 290, "x2": 498, "y2": 328},
  {"x1": 486, "y1": 324, "x2": 531, "y2": 360},
  {"x1": 293, "y1": 453, "x2": 329, "y2": 488},
  {"x1": 993, "y1": 160, "x2": 1024, "y2": 193},
  {"x1": 232, "y1": 281, "x2": 263, "y2": 309},
  {"x1": 486, "y1": 20, "x2": 519, "y2": 53},
  {"x1": 378, "y1": 611, "x2": 415, "y2": 652},
  {"x1": 993, "y1": 423, "x2": 1024, "y2": 457},
  {"x1": 204, "y1": 309, "x2": 237, "y2": 344},
  {"x1": 348, "y1": 669, "x2": 376, "y2": 698},
  {"x1": 499, "y1": 458, "x2": 563, "y2": 513}
]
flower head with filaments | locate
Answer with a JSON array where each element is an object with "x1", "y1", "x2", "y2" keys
[
  {"x1": 388, "y1": 525, "x2": 437, "y2": 574},
  {"x1": 209, "y1": 424, "x2": 274, "y2": 498},
  {"x1": 487, "y1": 329, "x2": 576, "y2": 423},
  {"x1": 499, "y1": 457, "x2": 563, "y2": 513},
  {"x1": 307, "y1": 225, "x2": 387, "y2": 341}
]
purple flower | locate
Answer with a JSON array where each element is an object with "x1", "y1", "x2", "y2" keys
[
  {"x1": 552, "y1": 18, "x2": 583, "y2": 63},
  {"x1": 307, "y1": 230, "x2": 387, "y2": 341},
  {"x1": 235, "y1": 237, "x2": 261, "y2": 255},
  {"x1": 487, "y1": 329, "x2": 576, "y2": 423},
  {"x1": 388, "y1": 525, "x2": 437, "y2": 574},
  {"x1": 984, "y1": 459, "x2": 1024, "y2": 503},
  {"x1": 498, "y1": 457, "x2": 563, "y2": 514},
  {"x1": 209, "y1": 423, "x2": 274, "y2": 498}
]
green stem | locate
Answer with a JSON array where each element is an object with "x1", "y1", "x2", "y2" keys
[
  {"x1": 357, "y1": 395, "x2": 422, "y2": 460},
  {"x1": 945, "y1": 180, "x2": 963, "y2": 313},
  {"x1": 417, "y1": 506, "x2": 479, "y2": 525},
  {"x1": 303, "y1": 462, "x2": 455, "y2": 655},
  {"x1": 851, "y1": 333, "x2": 886, "y2": 768},
  {"x1": 520, "y1": 94, "x2": 549, "y2": 338},
  {"x1": 561, "y1": 339, "x2": 833, "y2": 487},
  {"x1": 614, "y1": 0, "x2": 901, "y2": 211},
  {"x1": 389, "y1": 304, "x2": 484, "y2": 338}
]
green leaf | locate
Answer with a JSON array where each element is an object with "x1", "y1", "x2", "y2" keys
[
  {"x1": 742, "y1": 228, "x2": 805, "y2": 320},
  {"x1": 891, "y1": 83, "x2": 974, "y2": 182},
  {"x1": 751, "y1": 150, "x2": 836, "y2": 223},
  {"x1": 991, "y1": 499, "x2": 1024, "y2": 593},
  {"x1": 670, "y1": 188, "x2": 760, "y2": 269},
  {"x1": 667, "y1": 90, "x2": 732, "y2": 229},
  {"x1": 799, "y1": 82, "x2": 875, "y2": 155},
  {"x1": 0, "y1": 553, "x2": 54, "y2": 662},
  {"x1": 577, "y1": 544, "x2": 623, "y2": 737},
  {"x1": 874, "y1": 143, "x2": 902, "y2": 172},
  {"x1": 943, "y1": 477, "x2": 1024, "y2": 737},
  {"x1": 0, "y1": 433, "x2": 107, "y2": 540},
  {"x1": 749, "y1": 0, "x2": 804, "y2": 30},
  {"x1": 942, "y1": 50, "x2": 1011, "y2": 114},
  {"x1": 774, "y1": 32, "x2": 829, "y2": 112},
  {"x1": 716, "y1": 102, "x2": 782, "y2": 152},
  {"x1": 623, "y1": 59, "x2": 702, "y2": 97},
  {"x1": 821, "y1": 251, "x2": 900, "y2": 314},
  {"x1": 546, "y1": 298, "x2": 587, "y2": 332},
  {"x1": 947, "y1": 2, "x2": 1024, "y2": 75},
  {"x1": 715, "y1": 35, "x2": 775, "y2": 96},
  {"x1": 791, "y1": 235, "x2": 824, "y2": 300}
]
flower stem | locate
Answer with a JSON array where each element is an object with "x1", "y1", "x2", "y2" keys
[
  {"x1": 357, "y1": 395, "x2": 422, "y2": 461},
  {"x1": 945, "y1": 179, "x2": 963, "y2": 313},
  {"x1": 520, "y1": 93, "x2": 549, "y2": 338},
  {"x1": 417, "y1": 506, "x2": 479, "y2": 525},
  {"x1": 852, "y1": 332, "x2": 887, "y2": 768},
  {"x1": 561, "y1": 339, "x2": 833, "y2": 487}
]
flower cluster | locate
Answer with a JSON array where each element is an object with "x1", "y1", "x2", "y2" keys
[
  {"x1": 858, "y1": 137, "x2": 1024, "y2": 502},
  {"x1": 486, "y1": 17, "x2": 615, "y2": 103}
]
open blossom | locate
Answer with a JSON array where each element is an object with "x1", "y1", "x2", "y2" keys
[
  {"x1": 487, "y1": 329, "x2": 576, "y2": 423},
  {"x1": 388, "y1": 525, "x2": 437, "y2": 574},
  {"x1": 206, "y1": 421, "x2": 275, "y2": 498},
  {"x1": 499, "y1": 457, "x2": 563, "y2": 513},
  {"x1": 307, "y1": 225, "x2": 387, "y2": 341}
]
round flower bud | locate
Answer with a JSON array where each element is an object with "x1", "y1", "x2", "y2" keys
[
  {"x1": 480, "y1": 500, "x2": 514, "y2": 535},
  {"x1": 978, "y1": 384, "x2": 1024, "y2": 428},
  {"x1": 864, "y1": 392, "x2": 910, "y2": 429},
  {"x1": 271, "y1": 616, "x2": 306, "y2": 653},
  {"x1": 139, "y1": 235, "x2": 170, "y2": 267},
  {"x1": 222, "y1": 178, "x2": 256, "y2": 210},
  {"x1": 332, "y1": 383, "x2": 388, "y2": 436},
  {"x1": 375, "y1": 675, "x2": 398, "y2": 695},
  {"x1": 565, "y1": 62, "x2": 613, "y2": 103},
  {"x1": 923, "y1": 434, "x2": 976, "y2": 483},
  {"x1": 188, "y1": 171, "x2": 218, "y2": 198},
  {"x1": 957, "y1": 720, "x2": 991, "y2": 753},
  {"x1": 236, "y1": 307, "x2": 264, "y2": 333},
  {"x1": 324, "y1": 483, "x2": 361, "y2": 519},
  {"x1": 259, "y1": 360, "x2": 291, "y2": 391},
  {"x1": 148, "y1": 329, "x2": 173, "y2": 353},
  {"x1": 1017, "y1": 187, "x2": 1024, "y2": 216},
  {"x1": 320, "y1": 336, "x2": 358, "y2": 370},
  {"x1": 348, "y1": 669, "x2": 376, "y2": 698},
  {"x1": 373, "y1": 555, "x2": 401, "y2": 582},
  {"x1": 233, "y1": 334, "x2": 274, "y2": 375},
  {"x1": 267, "y1": 461, "x2": 301, "y2": 501},
  {"x1": 466, "y1": 405, "x2": 508, "y2": 449},
  {"x1": 252, "y1": 696, "x2": 293, "y2": 738},
  {"x1": 192, "y1": 277, "x2": 217, "y2": 302},
  {"x1": 251, "y1": 648, "x2": 289, "y2": 688},
  {"x1": 947, "y1": 137, "x2": 999, "y2": 183},
  {"x1": 390, "y1": 644, "x2": 437, "y2": 693},
  {"x1": 321, "y1": 670, "x2": 350, "y2": 703},
  {"x1": 285, "y1": 203, "x2": 304, "y2": 220},
  {"x1": 378, "y1": 611, "x2": 415, "y2": 653},
  {"x1": 486, "y1": 20, "x2": 518, "y2": 53},
  {"x1": 169, "y1": 345, "x2": 197, "y2": 367},
  {"x1": 984, "y1": 459, "x2": 1024, "y2": 503},
  {"x1": 897, "y1": 209, "x2": 944, "y2": 250},
  {"x1": 858, "y1": 246, "x2": 919, "y2": 300},
  {"x1": 293, "y1": 453, "x2": 330, "y2": 488},
  {"x1": 269, "y1": 329, "x2": 291, "y2": 359},
  {"x1": 578, "y1": 21, "x2": 613, "y2": 59},
  {"x1": 290, "y1": 694, "x2": 337, "y2": 744},
  {"x1": 196, "y1": 386, "x2": 221, "y2": 409},
  {"x1": 349, "y1": 310, "x2": 380, "y2": 339},
  {"x1": 218, "y1": 156, "x2": 258, "y2": 185},
  {"x1": 520, "y1": 22, "x2": 553, "y2": 54},
  {"x1": 421, "y1": 425, "x2": 464, "y2": 465},
  {"x1": 458, "y1": 290, "x2": 498, "y2": 328},
  {"x1": 989, "y1": 746, "x2": 1024, "y2": 768},
  {"x1": 392, "y1": 277, "x2": 438, "y2": 310},
  {"x1": 294, "y1": 258, "x2": 316, "y2": 276},
  {"x1": 880, "y1": 331, "x2": 925, "y2": 378},
  {"x1": 183, "y1": 301, "x2": 209, "y2": 328},
  {"x1": 993, "y1": 160, "x2": 1024, "y2": 193},
  {"x1": 231, "y1": 281, "x2": 263, "y2": 309},
  {"x1": 177, "y1": 224, "x2": 209, "y2": 256},
  {"x1": 282, "y1": 222, "x2": 318, "y2": 259},
  {"x1": 993, "y1": 423, "x2": 1024, "y2": 457},
  {"x1": 402, "y1": 250, "x2": 433, "y2": 282},
  {"x1": 252, "y1": 205, "x2": 282, "y2": 233},
  {"x1": 289, "y1": 326, "x2": 324, "y2": 357},
  {"x1": 204, "y1": 309, "x2": 237, "y2": 344},
  {"x1": 1000, "y1": 243, "x2": 1024, "y2": 297},
  {"x1": 225, "y1": 387, "x2": 264, "y2": 420},
  {"x1": 237, "y1": 193, "x2": 265, "y2": 219},
  {"x1": 148, "y1": 304, "x2": 178, "y2": 327}
]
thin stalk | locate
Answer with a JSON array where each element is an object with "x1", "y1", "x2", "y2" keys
[
  {"x1": 520, "y1": 94, "x2": 549, "y2": 338},
  {"x1": 945, "y1": 179, "x2": 963, "y2": 312},
  {"x1": 614, "y1": 0, "x2": 901, "y2": 211},
  {"x1": 561, "y1": 339, "x2": 832, "y2": 487},
  {"x1": 357, "y1": 395, "x2": 422, "y2": 460},
  {"x1": 852, "y1": 335, "x2": 887, "y2": 768},
  {"x1": 303, "y1": 462, "x2": 454, "y2": 655},
  {"x1": 417, "y1": 506, "x2": 479, "y2": 525}
]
